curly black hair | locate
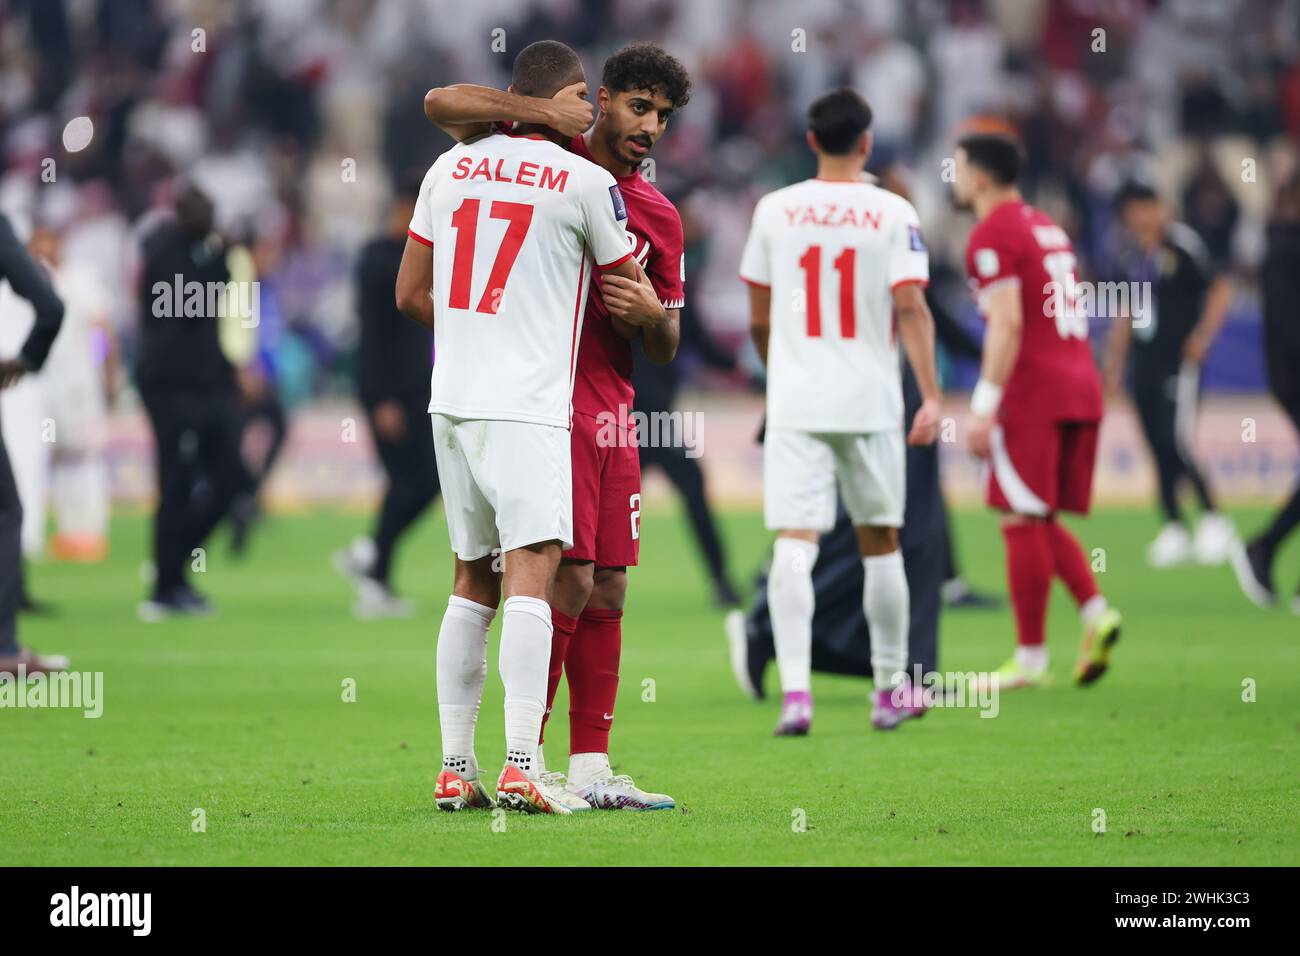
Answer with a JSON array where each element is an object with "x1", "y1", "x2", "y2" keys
[{"x1": 601, "y1": 43, "x2": 691, "y2": 110}]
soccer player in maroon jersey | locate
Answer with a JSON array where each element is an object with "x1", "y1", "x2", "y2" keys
[
  {"x1": 953, "y1": 133, "x2": 1123, "y2": 689},
  {"x1": 424, "y1": 43, "x2": 689, "y2": 809}
]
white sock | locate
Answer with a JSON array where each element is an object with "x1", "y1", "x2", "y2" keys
[
  {"x1": 436, "y1": 595, "x2": 496, "y2": 776},
  {"x1": 499, "y1": 595, "x2": 552, "y2": 775},
  {"x1": 864, "y1": 550, "x2": 909, "y2": 689},
  {"x1": 1015, "y1": 644, "x2": 1049, "y2": 674},
  {"x1": 1081, "y1": 594, "x2": 1108, "y2": 627},
  {"x1": 768, "y1": 538, "x2": 819, "y2": 694},
  {"x1": 568, "y1": 751, "x2": 612, "y2": 790}
]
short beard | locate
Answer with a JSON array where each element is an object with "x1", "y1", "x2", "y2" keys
[{"x1": 609, "y1": 132, "x2": 651, "y2": 169}]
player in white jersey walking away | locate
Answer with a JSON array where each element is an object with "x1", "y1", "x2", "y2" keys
[
  {"x1": 739, "y1": 88, "x2": 942, "y2": 735},
  {"x1": 395, "y1": 41, "x2": 643, "y2": 814}
]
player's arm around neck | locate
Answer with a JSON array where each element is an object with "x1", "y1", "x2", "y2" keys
[
  {"x1": 892, "y1": 282, "x2": 942, "y2": 445},
  {"x1": 967, "y1": 281, "x2": 1023, "y2": 459},
  {"x1": 395, "y1": 236, "x2": 434, "y2": 331},
  {"x1": 424, "y1": 83, "x2": 592, "y2": 143}
]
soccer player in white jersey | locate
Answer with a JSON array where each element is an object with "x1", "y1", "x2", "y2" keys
[
  {"x1": 739, "y1": 88, "x2": 943, "y2": 735},
  {"x1": 395, "y1": 41, "x2": 644, "y2": 814}
]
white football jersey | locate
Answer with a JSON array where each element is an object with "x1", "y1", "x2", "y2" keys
[
  {"x1": 409, "y1": 131, "x2": 632, "y2": 428},
  {"x1": 739, "y1": 179, "x2": 929, "y2": 432}
]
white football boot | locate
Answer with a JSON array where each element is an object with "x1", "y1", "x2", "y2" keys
[
  {"x1": 1193, "y1": 512, "x2": 1236, "y2": 565},
  {"x1": 332, "y1": 536, "x2": 376, "y2": 583},
  {"x1": 578, "y1": 774, "x2": 676, "y2": 811},
  {"x1": 352, "y1": 577, "x2": 414, "y2": 620},
  {"x1": 1146, "y1": 522, "x2": 1192, "y2": 568},
  {"x1": 537, "y1": 770, "x2": 594, "y2": 813}
]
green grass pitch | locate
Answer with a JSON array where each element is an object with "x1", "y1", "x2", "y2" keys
[{"x1": 2, "y1": 504, "x2": 1297, "y2": 866}]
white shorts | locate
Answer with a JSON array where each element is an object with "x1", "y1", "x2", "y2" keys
[
  {"x1": 430, "y1": 413, "x2": 573, "y2": 561},
  {"x1": 764, "y1": 427, "x2": 905, "y2": 532}
]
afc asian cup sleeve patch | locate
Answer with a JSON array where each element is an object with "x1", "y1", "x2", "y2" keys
[
  {"x1": 975, "y1": 248, "x2": 1000, "y2": 278},
  {"x1": 609, "y1": 184, "x2": 628, "y2": 222},
  {"x1": 908, "y1": 224, "x2": 926, "y2": 253}
]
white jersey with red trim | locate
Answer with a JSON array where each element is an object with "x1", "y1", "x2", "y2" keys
[
  {"x1": 409, "y1": 131, "x2": 631, "y2": 428},
  {"x1": 739, "y1": 178, "x2": 929, "y2": 433}
]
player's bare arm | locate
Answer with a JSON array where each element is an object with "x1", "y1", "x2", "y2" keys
[
  {"x1": 601, "y1": 260, "x2": 680, "y2": 363},
  {"x1": 640, "y1": 307, "x2": 680, "y2": 364},
  {"x1": 892, "y1": 281, "x2": 942, "y2": 446},
  {"x1": 747, "y1": 282, "x2": 772, "y2": 365},
  {"x1": 424, "y1": 82, "x2": 593, "y2": 143},
  {"x1": 394, "y1": 236, "x2": 434, "y2": 331},
  {"x1": 1103, "y1": 307, "x2": 1132, "y2": 396},
  {"x1": 967, "y1": 280, "x2": 1023, "y2": 460},
  {"x1": 1183, "y1": 274, "x2": 1233, "y2": 364}
]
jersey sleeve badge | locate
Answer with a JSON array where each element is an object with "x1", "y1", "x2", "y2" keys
[
  {"x1": 975, "y1": 248, "x2": 1000, "y2": 278},
  {"x1": 609, "y1": 184, "x2": 628, "y2": 222},
  {"x1": 908, "y1": 224, "x2": 926, "y2": 252}
]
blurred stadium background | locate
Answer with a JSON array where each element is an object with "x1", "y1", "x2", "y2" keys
[{"x1": 1, "y1": 0, "x2": 1297, "y2": 519}]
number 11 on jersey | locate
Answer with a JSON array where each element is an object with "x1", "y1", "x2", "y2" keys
[{"x1": 798, "y1": 245, "x2": 856, "y2": 339}]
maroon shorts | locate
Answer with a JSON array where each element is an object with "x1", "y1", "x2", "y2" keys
[
  {"x1": 565, "y1": 410, "x2": 641, "y2": 567},
  {"x1": 987, "y1": 419, "x2": 1099, "y2": 516}
]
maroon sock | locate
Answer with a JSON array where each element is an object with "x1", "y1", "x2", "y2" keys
[
  {"x1": 1044, "y1": 519, "x2": 1101, "y2": 608},
  {"x1": 566, "y1": 607, "x2": 622, "y2": 755},
  {"x1": 1003, "y1": 522, "x2": 1053, "y2": 647},
  {"x1": 540, "y1": 609, "x2": 578, "y2": 746}
]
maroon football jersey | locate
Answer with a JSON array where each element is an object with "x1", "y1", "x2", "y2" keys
[
  {"x1": 569, "y1": 133, "x2": 685, "y2": 418},
  {"x1": 965, "y1": 199, "x2": 1103, "y2": 424}
]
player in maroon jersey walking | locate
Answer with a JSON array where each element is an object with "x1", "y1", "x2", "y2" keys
[
  {"x1": 424, "y1": 43, "x2": 690, "y2": 808},
  {"x1": 953, "y1": 133, "x2": 1123, "y2": 689}
]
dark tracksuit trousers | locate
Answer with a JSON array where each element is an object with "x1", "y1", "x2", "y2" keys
[
  {"x1": 633, "y1": 343, "x2": 734, "y2": 590},
  {"x1": 140, "y1": 387, "x2": 244, "y2": 595},
  {"x1": 366, "y1": 389, "x2": 440, "y2": 585},
  {"x1": 1132, "y1": 362, "x2": 1217, "y2": 524},
  {"x1": 1256, "y1": 222, "x2": 1300, "y2": 562},
  {"x1": 0, "y1": 427, "x2": 21, "y2": 653},
  {"x1": 0, "y1": 211, "x2": 64, "y2": 653},
  {"x1": 355, "y1": 234, "x2": 438, "y2": 587},
  {"x1": 1257, "y1": 394, "x2": 1300, "y2": 554}
]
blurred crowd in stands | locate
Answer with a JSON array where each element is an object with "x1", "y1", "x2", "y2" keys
[{"x1": 1, "y1": 0, "x2": 1297, "y2": 409}]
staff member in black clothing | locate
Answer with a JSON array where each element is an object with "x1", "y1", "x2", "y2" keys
[
  {"x1": 1232, "y1": 172, "x2": 1300, "y2": 613},
  {"x1": 136, "y1": 184, "x2": 245, "y2": 620},
  {"x1": 0, "y1": 211, "x2": 66, "y2": 675},
  {"x1": 334, "y1": 183, "x2": 439, "y2": 619},
  {"x1": 630, "y1": 195, "x2": 740, "y2": 606},
  {"x1": 1104, "y1": 182, "x2": 1236, "y2": 569},
  {"x1": 631, "y1": 284, "x2": 741, "y2": 607}
]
